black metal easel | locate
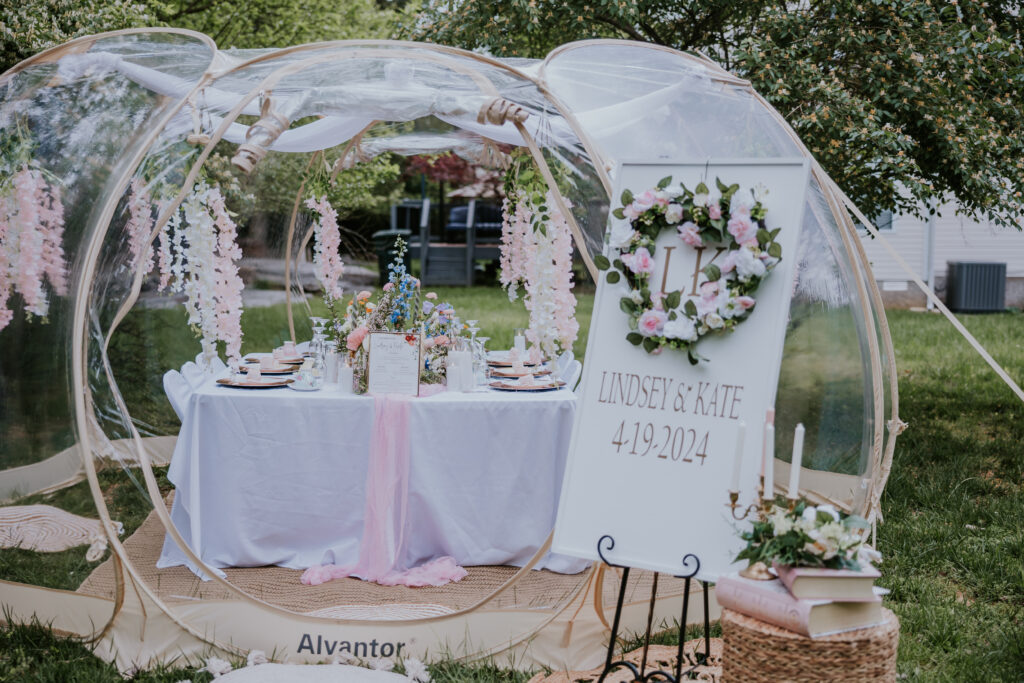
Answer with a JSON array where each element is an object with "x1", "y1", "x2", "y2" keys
[{"x1": 595, "y1": 535, "x2": 712, "y2": 682}]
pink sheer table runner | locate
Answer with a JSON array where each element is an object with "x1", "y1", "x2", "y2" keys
[{"x1": 302, "y1": 385, "x2": 468, "y2": 587}]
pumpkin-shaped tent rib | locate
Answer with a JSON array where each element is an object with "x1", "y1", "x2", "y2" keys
[{"x1": 0, "y1": 31, "x2": 899, "y2": 673}]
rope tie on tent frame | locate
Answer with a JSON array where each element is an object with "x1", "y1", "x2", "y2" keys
[
  {"x1": 232, "y1": 96, "x2": 290, "y2": 174},
  {"x1": 477, "y1": 97, "x2": 528, "y2": 126}
]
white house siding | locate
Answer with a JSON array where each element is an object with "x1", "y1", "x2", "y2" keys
[{"x1": 858, "y1": 201, "x2": 1024, "y2": 308}]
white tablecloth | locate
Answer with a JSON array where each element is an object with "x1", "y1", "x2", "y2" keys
[{"x1": 158, "y1": 377, "x2": 587, "y2": 577}]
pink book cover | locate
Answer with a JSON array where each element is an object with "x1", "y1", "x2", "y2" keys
[
  {"x1": 774, "y1": 564, "x2": 881, "y2": 601},
  {"x1": 717, "y1": 574, "x2": 816, "y2": 635}
]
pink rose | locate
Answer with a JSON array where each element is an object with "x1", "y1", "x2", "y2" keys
[
  {"x1": 434, "y1": 334, "x2": 450, "y2": 346},
  {"x1": 637, "y1": 309, "x2": 668, "y2": 337},
  {"x1": 383, "y1": 282, "x2": 394, "y2": 292},
  {"x1": 719, "y1": 250, "x2": 738, "y2": 274},
  {"x1": 678, "y1": 222, "x2": 701, "y2": 247},
  {"x1": 425, "y1": 292, "x2": 438, "y2": 300},
  {"x1": 634, "y1": 190, "x2": 658, "y2": 210},
  {"x1": 652, "y1": 291, "x2": 666, "y2": 311},
  {"x1": 727, "y1": 214, "x2": 757, "y2": 245},
  {"x1": 347, "y1": 325, "x2": 368, "y2": 352},
  {"x1": 424, "y1": 338, "x2": 436, "y2": 349},
  {"x1": 735, "y1": 295, "x2": 756, "y2": 310},
  {"x1": 356, "y1": 290, "x2": 372, "y2": 301},
  {"x1": 708, "y1": 203, "x2": 722, "y2": 220},
  {"x1": 623, "y1": 203, "x2": 643, "y2": 221},
  {"x1": 623, "y1": 247, "x2": 655, "y2": 275}
]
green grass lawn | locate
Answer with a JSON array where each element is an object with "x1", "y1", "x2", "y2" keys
[{"x1": 2, "y1": 302, "x2": 1023, "y2": 681}]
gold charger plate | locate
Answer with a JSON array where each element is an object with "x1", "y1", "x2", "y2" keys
[
  {"x1": 490, "y1": 367, "x2": 552, "y2": 378},
  {"x1": 216, "y1": 377, "x2": 295, "y2": 389},
  {"x1": 245, "y1": 354, "x2": 304, "y2": 365},
  {"x1": 241, "y1": 364, "x2": 296, "y2": 375},
  {"x1": 489, "y1": 380, "x2": 566, "y2": 392}
]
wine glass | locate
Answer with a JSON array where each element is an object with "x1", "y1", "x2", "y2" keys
[{"x1": 474, "y1": 336, "x2": 490, "y2": 386}]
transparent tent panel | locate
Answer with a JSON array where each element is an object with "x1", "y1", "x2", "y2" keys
[{"x1": 1, "y1": 36, "x2": 894, "y2": 644}]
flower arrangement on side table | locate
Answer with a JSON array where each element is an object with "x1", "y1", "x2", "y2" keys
[{"x1": 737, "y1": 498, "x2": 881, "y2": 573}]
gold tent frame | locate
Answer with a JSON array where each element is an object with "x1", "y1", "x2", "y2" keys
[{"x1": 0, "y1": 32, "x2": 908, "y2": 670}]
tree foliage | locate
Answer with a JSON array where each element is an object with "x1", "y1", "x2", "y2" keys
[
  {"x1": 1, "y1": 0, "x2": 413, "y2": 74},
  {"x1": 149, "y1": 0, "x2": 412, "y2": 49},
  {"x1": 1, "y1": 0, "x2": 153, "y2": 74},
  {"x1": 410, "y1": 1, "x2": 1024, "y2": 227}
]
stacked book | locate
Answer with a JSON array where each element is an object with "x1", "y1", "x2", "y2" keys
[{"x1": 717, "y1": 565, "x2": 885, "y2": 638}]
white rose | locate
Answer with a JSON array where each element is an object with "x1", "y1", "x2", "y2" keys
[
  {"x1": 734, "y1": 246, "x2": 767, "y2": 281},
  {"x1": 664, "y1": 203, "x2": 684, "y2": 224},
  {"x1": 856, "y1": 545, "x2": 883, "y2": 567},
  {"x1": 801, "y1": 505, "x2": 819, "y2": 524},
  {"x1": 693, "y1": 191, "x2": 710, "y2": 207},
  {"x1": 704, "y1": 312, "x2": 724, "y2": 329},
  {"x1": 608, "y1": 221, "x2": 637, "y2": 249},
  {"x1": 752, "y1": 182, "x2": 769, "y2": 203},
  {"x1": 663, "y1": 316, "x2": 698, "y2": 341},
  {"x1": 629, "y1": 289, "x2": 644, "y2": 304},
  {"x1": 817, "y1": 504, "x2": 841, "y2": 523}
]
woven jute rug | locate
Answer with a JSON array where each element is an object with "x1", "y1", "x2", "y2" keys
[
  {"x1": 77, "y1": 496, "x2": 592, "y2": 617},
  {"x1": 527, "y1": 640, "x2": 723, "y2": 683},
  {"x1": 0, "y1": 504, "x2": 121, "y2": 560}
]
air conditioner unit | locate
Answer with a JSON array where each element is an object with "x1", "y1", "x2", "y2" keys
[{"x1": 946, "y1": 262, "x2": 1006, "y2": 312}]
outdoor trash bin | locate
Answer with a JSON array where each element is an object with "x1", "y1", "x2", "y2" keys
[{"x1": 372, "y1": 229, "x2": 412, "y2": 286}]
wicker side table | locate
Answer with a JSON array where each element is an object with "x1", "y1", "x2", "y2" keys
[{"x1": 721, "y1": 607, "x2": 899, "y2": 682}]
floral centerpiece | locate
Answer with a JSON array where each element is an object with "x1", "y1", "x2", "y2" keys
[
  {"x1": 737, "y1": 499, "x2": 881, "y2": 572},
  {"x1": 326, "y1": 237, "x2": 465, "y2": 391}
]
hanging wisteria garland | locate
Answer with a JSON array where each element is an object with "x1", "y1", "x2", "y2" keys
[
  {"x1": 0, "y1": 125, "x2": 68, "y2": 331},
  {"x1": 126, "y1": 176, "x2": 246, "y2": 366},
  {"x1": 304, "y1": 194, "x2": 345, "y2": 300},
  {"x1": 596, "y1": 176, "x2": 783, "y2": 364},
  {"x1": 499, "y1": 156, "x2": 578, "y2": 359}
]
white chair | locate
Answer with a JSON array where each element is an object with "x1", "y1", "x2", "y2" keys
[
  {"x1": 195, "y1": 351, "x2": 227, "y2": 375},
  {"x1": 163, "y1": 370, "x2": 191, "y2": 422},
  {"x1": 180, "y1": 361, "x2": 205, "y2": 389},
  {"x1": 564, "y1": 359, "x2": 582, "y2": 392},
  {"x1": 556, "y1": 350, "x2": 574, "y2": 376}
]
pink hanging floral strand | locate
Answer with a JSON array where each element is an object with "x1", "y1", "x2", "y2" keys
[
  {"x1": 0, "y1": 166, "x2": 68, "y2": 330},
  {"x1": 125, "y1": 178, "x2": 155, "y2": 276},
  {"x1": 501, "y1": 188, "x2": 578, "y2": 358},
  {"x1": 304, "y1": 195, "x2": 345, "y2": 300}
]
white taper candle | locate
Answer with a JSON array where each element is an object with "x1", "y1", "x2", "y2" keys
[
  {"x1": 788, "y1": 423, "x2": 805, "y2": 498},
  {"x1": 764, "y1": 423, "x2": 775, "y2": 502},
  {"x1": 730, "y1": 421, "x2": 746, "y2": 492}
]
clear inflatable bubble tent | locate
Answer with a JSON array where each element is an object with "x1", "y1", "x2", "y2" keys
[{"x1": 0, "y1": 31, "x2": 900, "y2": 671}]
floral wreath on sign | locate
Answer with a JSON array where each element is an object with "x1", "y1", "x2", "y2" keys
[{"x1": 594, "y1": 176, "x2": 783, "y2": 364}]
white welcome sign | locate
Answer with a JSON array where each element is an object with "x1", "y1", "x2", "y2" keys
[{"x1": 553, "y1": 159, "x2": 810, "y2": 581}]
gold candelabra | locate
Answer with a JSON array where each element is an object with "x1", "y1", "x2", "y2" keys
[{"x1": 726, "y1": 475, "x2": 792, "y2": 580}]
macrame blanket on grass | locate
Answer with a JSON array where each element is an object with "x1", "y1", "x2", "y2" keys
[{"x1": 301, "y1": 386, "x2": 467, "y2": 587}]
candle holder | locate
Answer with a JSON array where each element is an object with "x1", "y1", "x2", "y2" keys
[{"x1": 727, "y1": 476, "x2": 778, "y2": 581}]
